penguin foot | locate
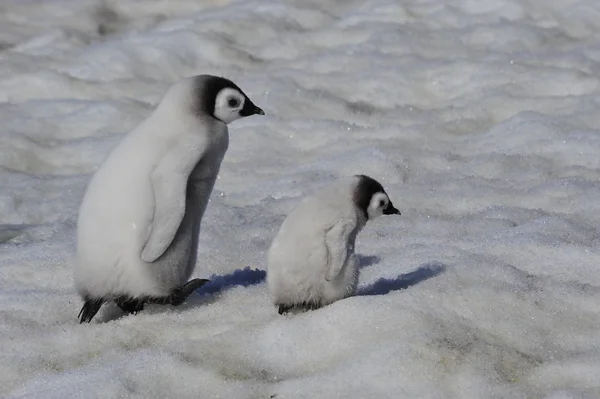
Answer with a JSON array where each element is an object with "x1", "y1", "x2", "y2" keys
[
  {"x1": 78, "y1": 279, "x2": 209, "y2": 324},
  {"x1": 302, "y1": 301, "x2": 323, "y2": 311},
  {"x1": 277, "y1": 301, "x2": 322, "y2": 315},
  {"x1": 278, "y1": 304, "x2": 292, "y2": 315},
  {"x1": 115, "y1": 297, "x2": 146, "y2": 315},
  {"x1": 169, "y1": 278, "x2": 210, "y2": 306},
  {"x1": 78, "y1": 297, "x2": 105, "y2": 323}
]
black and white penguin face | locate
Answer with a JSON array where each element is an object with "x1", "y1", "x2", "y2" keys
[
  {"x1": 367, "y1": 192, "x2": 399, "y2": 220},
  {"x1": 195, "y1": 75, "x2": 264, "y2": 124},
  {"x1": 353, "y1": 174, "x2": 401, "y2": 220},
  {"x1": 214, "y1": 87, "x2": 255, "y2": 123}
]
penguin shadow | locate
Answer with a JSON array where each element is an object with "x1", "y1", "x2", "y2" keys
[
  {"x1": 357, "y1": 254, "x2": 381, "y2": 270},
  {"x1": 101, "y1": 267, "x2": 267, "y2": 322},
  {"x1": 179, "y1": 266, "x2": 267, "y2": 310},
  {"x1": 356, "y1": 261, "x2": 446, "y2": 296}
]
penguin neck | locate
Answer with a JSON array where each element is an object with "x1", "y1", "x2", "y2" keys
[{"x1": 355, "y1": 205, "x2": 368, "y2": 229}]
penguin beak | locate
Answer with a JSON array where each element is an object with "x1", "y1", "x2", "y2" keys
[
  {"x1": 383, "y1": 203, "x2": 401, "y2": 215},
  {"x1": 240, "y1": 99, "x2": 265, "y2": 116}
]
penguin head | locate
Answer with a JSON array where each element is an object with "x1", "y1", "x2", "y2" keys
[
  {"x1": 194, "y1": 75, "x2": 264, "y2": 124},
  {"x1": 353, "y1": 174, "x2": 401, "y2": 220}
]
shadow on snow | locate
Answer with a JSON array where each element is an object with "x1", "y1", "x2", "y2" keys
[
  {"x1": 100, "y1": 260, "x2": 446, "y2": 322},
  {"x1": 356, "y1": 261, "x2": 446, "y2": 297}
]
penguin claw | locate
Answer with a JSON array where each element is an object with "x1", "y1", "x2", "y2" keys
[{"x1": 78, "y1": 298, "x2": 105, "y2": 324}]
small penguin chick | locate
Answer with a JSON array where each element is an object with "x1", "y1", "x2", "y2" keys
[
  {"x1": 75, "y1": 74, "x2": 264, "y2": 323},
  {"x1": 267, "y1": 174, "x2": 400, "y2": 315}
]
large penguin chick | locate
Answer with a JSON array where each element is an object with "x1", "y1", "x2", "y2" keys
[
  {"x1": 75, "y1": 74, "x2": 264, "y2": 323},
  {"x1": 267, "y1": 174, "x2": 400, "y2": 315}
]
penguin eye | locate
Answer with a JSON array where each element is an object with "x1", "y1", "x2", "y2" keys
[
  {"x1": 379, "y1": 199, "x2": 385, "y2": 207},
  {"x1": 228, "y1": 97, "x2": 239, "y2": 107}
]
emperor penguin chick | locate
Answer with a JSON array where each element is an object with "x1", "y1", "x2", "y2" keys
[
  {"x1": 75, "y1": 75, "x2": 264, "y2": 323},
  {"x1": 267, "y1": 175, "x2": 401, "y2": 315}
]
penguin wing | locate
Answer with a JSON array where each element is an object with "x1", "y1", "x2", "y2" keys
[
  {"x1": 324, "y1": 220, "x2": 355, "y2": 281},
  {"x1": 141, "y1": 134, "x2": 208, "y2": 263}
]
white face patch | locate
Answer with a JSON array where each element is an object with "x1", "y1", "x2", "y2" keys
[
  {"x1": 213, "y1": 87, "x2": 246, "y2": 124},
  {"x1": 367, "y1": 192, "x2": 389, "y2": 220}
]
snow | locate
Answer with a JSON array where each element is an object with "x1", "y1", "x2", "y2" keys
[{"x1": 1, "y1": 0, "x2": 600, "y2": 397}]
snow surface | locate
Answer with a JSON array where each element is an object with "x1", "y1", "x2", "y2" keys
[{"x1": 1, "y1": 0, "x2": 600, "y2": 397}]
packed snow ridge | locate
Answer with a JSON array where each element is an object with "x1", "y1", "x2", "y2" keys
[{"x1": 1, "y1": 0, "x2": 600, "y2": 398}]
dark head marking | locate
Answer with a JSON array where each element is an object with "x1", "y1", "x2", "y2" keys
[
  {"x1": 195, "y1": 75, "x2": 241, "y2": 116},
  {"x1": 194, "y1": 75, "x2": 264, "y2": 119},
  {"x1": 353, "y1": 174, "x2": 400, "y2": 219},
  {"x1": 354, "y1": 174, "x2": 385, "y2": 218}
]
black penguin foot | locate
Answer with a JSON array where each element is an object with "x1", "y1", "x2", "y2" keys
[
  {"x1": 278, "y1": 304, "x2": 292, "y2": 315},
  {"x1": 169, "y1": 278, "x2": 210, "y2": 306},
  {"x1": 301, "y1": 301, "x2": 323, "y2": 311},
  {"x1": 115, "y1": 297, "x2": 146, "y2": 315},
  {"x1": 78, "y1": 297, "x2": 105, "y2": 323},
  {"x1": 277, "y1": 301, "x2": 322, "y2": 315}
]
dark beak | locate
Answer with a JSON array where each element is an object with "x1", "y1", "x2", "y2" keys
[
  {"x1": 383, "y1": 203, "x2": 401, "y2": 215},
  {"x1": 240, "y1": 99, "x2": 265, "y2": 116}
]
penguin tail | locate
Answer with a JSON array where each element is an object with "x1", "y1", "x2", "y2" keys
[
  {"x1": 167, "y1": 278, "x2": 209, "y2": 306},
  {"x1": 78, "y1": 297, "x2": 105, "y2": 324},
  {"x1": 145, "y1": 278, "x2": 210, "y2": 307}
]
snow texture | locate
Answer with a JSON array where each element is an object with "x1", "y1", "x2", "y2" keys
[{"x1": 1, "y1": 0, "x2": 600, "y2": 398}]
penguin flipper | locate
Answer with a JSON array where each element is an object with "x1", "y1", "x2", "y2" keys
[
  {"x1": 78, "y1": 297, "x2": 105, "y2": 323},
  {"x1": 141, "y1": 135, "x2": 209, "y2": 263},
  {"x1": 140, "y1": 171, "x2": 186, "y2": 263},
  {"x1": 324, "y1": 221, "x2": 355, "y2": 281}
]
